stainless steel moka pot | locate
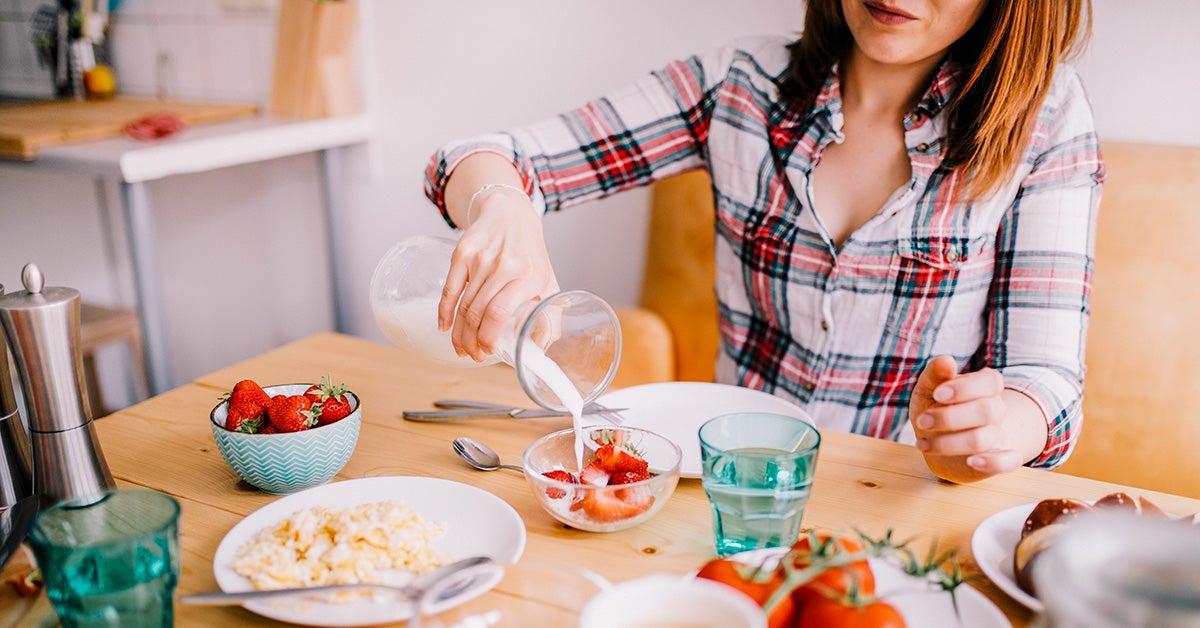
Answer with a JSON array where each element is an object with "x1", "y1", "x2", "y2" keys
[
  {"x1": 0, "y1": 282, "x2": 34, "y2": 508},
  {"x1": 0, "y1": 264, "x2": 115, "y2": 508}
]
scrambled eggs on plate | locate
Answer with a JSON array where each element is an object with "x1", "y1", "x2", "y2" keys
[{"x1": 232, "y1": 500, "x2": 451, "y2": 590}]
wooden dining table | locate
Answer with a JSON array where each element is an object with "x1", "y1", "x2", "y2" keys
[{"x1": 4, "y1": 331, "x2": 1199, "y2": 626}]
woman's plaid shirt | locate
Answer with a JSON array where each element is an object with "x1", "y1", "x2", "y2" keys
[{"x1": 425, "y1": 36, "x2": 1105, "y2": 468}]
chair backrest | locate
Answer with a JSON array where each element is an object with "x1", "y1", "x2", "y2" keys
[
  {"x1": 637, "y1": 170, "x2": 719, "y2": 383},
  {"x1": 634, "y1": 143, "x2": 1200, "y2": 497},
  {"x1": 1056, "y1": 141, "x2": 1200, "y2": 498}
]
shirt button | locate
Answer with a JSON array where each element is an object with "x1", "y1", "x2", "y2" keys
[
  {"x1": 915, "y1": 142, "x2": 929, "y2": 152},
  {"x1": 904, "y1": 113, "x2": 916, "y2": 126},
  {"x1": 945, "y1": 248, "x2": 959, "y2": 263},
  {"x1": 821, "y1": 320, "x2": 829, "y2": 331}
]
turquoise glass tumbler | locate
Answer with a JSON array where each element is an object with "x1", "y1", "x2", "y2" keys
[
  {"x1": 699, "y1": 412, "x2": 820, "y2": 557},
  {"x1": 28, "y1": 489, "x2": 181, "y2": 628}
]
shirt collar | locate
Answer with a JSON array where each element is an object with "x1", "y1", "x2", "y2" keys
[
  {"x1": 774, "y1": 57, "x2": 962, "y2": 130},
  {"x1": 913, "y1": 57, "x2": 960, "y2": 119}
]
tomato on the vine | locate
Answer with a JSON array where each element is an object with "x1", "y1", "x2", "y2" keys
[
  {"x1": 787, "y1": 532, "x2": 877, "y2": 613},
  {"x1": 797, "y1": 595, "x2": 906, "y2": 628},
  {"x1": 696, "y1": 558, "x2": 795, "y2": 628}
]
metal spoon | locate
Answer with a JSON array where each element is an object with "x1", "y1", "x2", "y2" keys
[
  {"x1": 452, "y1": 437, "x2": 524, "y2": 473},
  {"x1": 178, "y1": 557, "x2": 496, "y2": 607},
  {"x1": 180, "y1": 555, "x2": 494, "y2": 605}
]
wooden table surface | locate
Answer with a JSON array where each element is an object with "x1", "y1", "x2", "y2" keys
[{"x1": 5, "y1": 332, "x2": 1199, "y2": 626}]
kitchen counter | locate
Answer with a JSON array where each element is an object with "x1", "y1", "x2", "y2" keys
[{"x1": 0, "y1": 108, "x2": 375, "y2": 395}]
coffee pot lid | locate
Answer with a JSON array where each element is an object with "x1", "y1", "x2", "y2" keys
[{"x1": 0, "y1": 264, "x2": 79, "y2": 312}]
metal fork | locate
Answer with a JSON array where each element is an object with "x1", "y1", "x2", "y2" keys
[{"x1": 591, "y1": 406, "x2": 627, "y2": 426}]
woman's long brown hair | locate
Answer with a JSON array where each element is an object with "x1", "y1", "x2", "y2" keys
[{"x1": 780, "y1": 0, "x2": 1093, "y2": 202}]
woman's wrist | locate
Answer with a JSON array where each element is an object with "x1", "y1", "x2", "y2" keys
[{"x1": 465, "y1": 183, "x2": 530, "y2": 228}]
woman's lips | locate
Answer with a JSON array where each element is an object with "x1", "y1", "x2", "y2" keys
[{"x1": 863, "y1": 1, "x2": 917, "y2": 25}]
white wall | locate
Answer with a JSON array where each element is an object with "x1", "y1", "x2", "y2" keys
[
  {"x1": 357, "y1": 0, "x2": 806, "y2": 324},
  {"x1": 1074, "y1": 1, "x2": 1200, "y2": 145},
  {"x1": 1, "y1": 0, "x2": 1197, "y2": 408}
]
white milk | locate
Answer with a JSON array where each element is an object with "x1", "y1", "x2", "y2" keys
[
  {"x1": 377, "y1": 295, "x2": 589, "y2": 468},
  {"x1": 373, "y1": 297, "x2": 492, "y2": 367},
  {"x1": 520, "y1": 337, "x2": 587, "y2": 470}
]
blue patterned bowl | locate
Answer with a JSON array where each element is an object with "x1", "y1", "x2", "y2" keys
[{"x1": 209, "y1": 383, "x2": 361, "y2": 494}]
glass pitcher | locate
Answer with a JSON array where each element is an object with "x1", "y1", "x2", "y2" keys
[{"x1": 369, "y1": 235, "x2": 622, "y2": 412}]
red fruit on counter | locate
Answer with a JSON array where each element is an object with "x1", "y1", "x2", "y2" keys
[
  {"x1": 225, "y1": 401, "x2": 264, "y2": 433},
  {"x1": 267, "y1": 394, "x2": 319, "y2": 433}
]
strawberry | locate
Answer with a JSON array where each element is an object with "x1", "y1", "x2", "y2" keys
[
  {"x1": 225, "y1": 400, "x2": 264, "y2": 433},
  {"x1": 260, "y1": 424, "x2": 278, "y2": 434},
  {"x1": 541, "y1": 469, "x2": 577, "y2": 499},
  {"x1": 595, "y1": 443, "x2": 649, "y2": 475},
  {"x1": 609, "y1": 469, "x2": 651, "y2": 485},
  {"x1": 266, "y1": 394, "x2": 319, "y2": 432},
  {"x1": 614, "y1": 484, "x2": 654, "y2": 505},
  {"x1": 571, "y1": 487, "x2": 654, "y2": 522},
  {"x1": 579, "y1": 460, "x2": 611, "y2": 487},
  {"x1": 223, "y1": 379, "x2": 272, "y2": 411},
  {"x1": 317, "y1": 395, "x2": 353, "y2": 425},
  {"x1": 304, "y1": 376, "x2": 353, "y2": 425}
]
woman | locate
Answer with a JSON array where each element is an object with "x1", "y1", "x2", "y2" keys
[{"x1": 423, "y1": 0, "x2": 1103, "y2": 484}]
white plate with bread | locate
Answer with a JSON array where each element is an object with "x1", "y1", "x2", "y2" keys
[
  {"x1": 971, "y1": 492, "x2": 1178, "y2": 612},
  {"x1": 971, "y1": 503, "x2": 1043, "y2": 611}
]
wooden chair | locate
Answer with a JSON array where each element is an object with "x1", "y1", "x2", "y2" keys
[
  {"x1": 610, "y1": 170, "x2": 718, "y2": 390},
  {"x1": 1055, "y1": 142, "x2": 1200, "y2": 498},
  {"x1": 612, "y1": 143, "x2": 1200, "y2": 498},
  {"x1": 79, "y1": 303, "x2": 150, "y2": 418}
]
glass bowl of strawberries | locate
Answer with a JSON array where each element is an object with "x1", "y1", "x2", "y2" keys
[
  {"x1": 523, "y1": 426, "x2": 681, "y2": 532},
  {"x1": 209, "y1": 378, "x2": 361, "y2": 494}
]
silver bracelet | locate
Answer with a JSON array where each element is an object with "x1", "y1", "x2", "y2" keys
[{"x1": 464, "y1": 183, "x2": 529, "y2": 228}]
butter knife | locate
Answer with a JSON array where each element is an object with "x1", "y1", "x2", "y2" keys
[{"x1": 403, "y1": 402, "x2": 627, "y2": 421}]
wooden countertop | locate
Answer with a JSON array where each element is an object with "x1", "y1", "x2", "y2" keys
[{"x1": 5, "y1": 332, "x2": 1198, "y2": 626}]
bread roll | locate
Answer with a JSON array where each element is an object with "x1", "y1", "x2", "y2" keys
[
  {"x1": 1013, "y1": 522, "x2": 1066, "y2": 595},
  {"x1": 1012, "y1": 492, "x2": 1172, "y2": 595},
  {"x1": 1021, "y1": 497, "x2": 1091, "y2": 539}
]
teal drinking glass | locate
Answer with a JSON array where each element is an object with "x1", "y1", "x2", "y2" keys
[
  {"x1": 28, "y1": 489, "x2": 181, "y2": 628},
  {"x1": 699, "y1": 412, "x2": 820, "y2": 557}
]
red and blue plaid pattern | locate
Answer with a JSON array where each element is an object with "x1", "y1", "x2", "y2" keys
[{"x1": 425, "y1": 36, "x2": 1104, "y2": 469}]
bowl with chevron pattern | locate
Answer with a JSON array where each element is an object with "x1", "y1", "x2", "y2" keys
[{"x1": 209, "y1": 383, "x2": 362, "y2": 494}]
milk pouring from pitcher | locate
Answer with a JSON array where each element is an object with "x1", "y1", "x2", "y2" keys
[{"x1": 0, "y1": 264, "x2": 115, "y2": 508}]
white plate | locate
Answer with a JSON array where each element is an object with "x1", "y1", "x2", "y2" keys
[
  {"x1": 732, "y1": 548, "x2": 1012, "y2": 627},
  {"x1": 596, "y1": 382, "x2": 814, "y2": 479},
  {"x1": 971, "y1": 503, "x2": 1042, "y2": 612},
  {"x1": 212, "y1": 476, "x2": 527, "y2": 627}
]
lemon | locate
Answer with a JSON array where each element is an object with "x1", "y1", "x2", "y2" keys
[{"x1": 84, "y1": 64, "x2": 117, "y2": 99}]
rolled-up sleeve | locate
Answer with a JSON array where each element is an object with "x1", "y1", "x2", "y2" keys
[
  {"x1": 979, "y1": 68, "x2": 1105, "y2": 468},
  {"x1": 422, "y1": 43, "x2": 746, "y2": 229}
]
